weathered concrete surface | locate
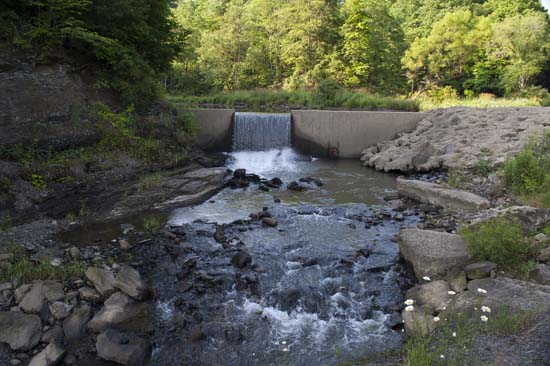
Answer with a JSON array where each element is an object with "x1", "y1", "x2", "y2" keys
[
  {"x1": 397, "y1": 178, "x2": 490, "y2": 211},
  {"x1": 190, "y1": 109, "x2": 234, "y2": 151},
  {"x1": 399, "y1": 228, "x2": 472, "y2": 280},
  {"x1": 292, "y1": 110, "x2": 423, "y2": 158}
]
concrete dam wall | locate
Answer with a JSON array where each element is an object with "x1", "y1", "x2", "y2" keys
[{"x1": 190, "y1": 109, "x2": 424, "y2": 158}]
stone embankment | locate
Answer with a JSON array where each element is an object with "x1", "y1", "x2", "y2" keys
[{"x1": 360, "y1": 107, "x2": 550, "y2": 172}]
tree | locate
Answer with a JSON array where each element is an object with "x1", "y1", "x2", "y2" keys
[
  {"x1": 491, "y1": 12, "x2": 550, "y2": 92},
  {"x1": 337, "y1": 0, "x2": 405, "y2": 91},
  {"x1": 483, "y1": 0, "x2": 545, "y2": 19}
]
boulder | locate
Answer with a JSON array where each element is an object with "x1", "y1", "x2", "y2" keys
[
  {"x1": 399, "y1": 228, "x2": 471, "y2": 280},
  {"x1": 477, "y1": 206, "x2": 550, "y2": 233},
  {"x1": 450, "y1": 277, "x2": 550, "y2": 313},
  {"x1": 14, "y1": 284, "x2": 32, "y2": 304},
  {"x1": 446, "y1": 270, "x2": 467, "y2": 293},
  {"x1": 88, "y1": 292, "x2": 151, "y2": 333},
  {"x1": 28, "y1": 341, "x2": 65, "y2": 366},
  {"x1": 113, "y1": 267, "x2": 148, "y2": 301},
  {"x1": 0, "y1": 312, "x2": 42, "y2": 350},
  {"x1": 77, "y1": 287, "x2": 101, "y2": 303},
  {"x1": 533, "y1": 264, "x2": 550, "y2": 285},
  {"x1": 19, "y1": 281, "x2": 64, "y2": 314},
  {"x1": 397, "y1": 178, "x2": 490, "y2": 211},
  {"x1": 96, "y1": 329, "x2": 150, "y2": 366},
  {"x1": 62, "y1": 305, "x2": 91, "y2": 341},
  {"x1": 464, "y1": 261, "x2": 497, "y2": 280},
  {"x1": 41, "y1": 325, "x2": 64, "y2": 344},
  {"x1": 48, "y1": 302, "x2": 73, "y2": 320},
  {"x1": 85, "y1": 267, "x2": 116, "y2": 298},
  {"x1": 402, "y1": 306, "x2": 435, "y2": 337},
  {"x1": 406, "y1": 281, "x2": 453, "y2": 312},
  {"x1": 287, "y1": 181, "x2": 308, "y2": 191}
]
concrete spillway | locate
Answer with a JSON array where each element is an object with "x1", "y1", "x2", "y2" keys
[{"x1": 232, "y1": 112, "x2": 292, "y2": 151}]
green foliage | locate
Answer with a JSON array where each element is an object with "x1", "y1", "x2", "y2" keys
[
  {"x1": 139, "y1": 173, "x2": 163, "y2": 191},
  {"x1": 1, "y1": 0, "x2": 180, "y2": 107},
  {"x1": 503, "y1": 131, "x2": 550, "y2": 206},
  {"x1": 30, "y1": 174, "x2": 47, "y2": 189},
  {"x1": 316, "y1": 80, "x2": 343, "y2": 104},
  {"x1": 169, "y1": 90, "x2": 420, "y2": 111},
  {"x1": 460, "y1": 217, "x2": 537, "y2": 271},
  {"x1": 473, "y1": 149, "x2": 493, "y2": 176},
  {"x1": 143, "y1": 215, "x2": 162, "y2": 233},
  {"x1": 0, "y1": 244, "x2": 86, "y2": 283}
]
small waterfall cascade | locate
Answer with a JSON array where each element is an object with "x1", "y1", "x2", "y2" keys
[{"x1": 232, "y1": 112, "x2": 292, "y2": 151}]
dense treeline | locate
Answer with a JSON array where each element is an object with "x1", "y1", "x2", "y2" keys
[
  {"x1": 167, "y1": 0, "x2": 550, "y2": 98},
  {"x1": 0, "y1": 0, "x2": 180, "y2": 106}
]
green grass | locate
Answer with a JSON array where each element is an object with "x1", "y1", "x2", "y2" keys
[
  {"x1": 460, "y1": 217, "x2": 540, "y2": 274},
  {"x1": 138, "y1": 173, "x2": 163, "y2": 191},
  {"x1": 418, "y1": 97, "x2": 543, "y2": 111},
  {"x1": 489, "y1": 305, "x2": 542, "y2": 336},
  {"x1": 0, "y1": 243, "x2": 86, "y2": 283},
  {"x1": 143, "y1": 215, "x2": 163, "y2": 233},
  {"x1": 167, "y1": 90, "x2": 420, "y2": 112}
]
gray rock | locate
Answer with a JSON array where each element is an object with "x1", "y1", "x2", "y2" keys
[
  {"x1": 77, "y1": 287, "x2": 101, "y2": 303},
  {"x1": 41, "y1": 325, "x2": 63, "y2": 344},
  {"x1": 538, "y1": 247, "x2": 550, "y2": 262},
  {"x1": 397, "y1": 178, "x2": 490, "y2": 211},
  {"x1": 119, "y1": 239, "x2": 132, "y2": 251},
  {"x1": 48, "y1": 302, "x2": 73, "y2": 320},
  {"x1": 446, "y1": 270, "x2": 467, "y2": 292},
  {"x1": 406, "y1": 280, "x2": 452, "y2": 312},
  {"x1": 450, "y1": 277, "x2": 550, "y2": 313},
  {"x1": 84, "y1": 267, "x2": 116, "y2": 298},
  {"x1": 62, "y1": 354, "x2": 76, "y2": 365},
  {"x1": 10, "y1": 359, "x2": 22, "y2": 365},
  {"x1": 28, "y1": 341, "x2": 65, "y2": 366},
  {"x1": 19, "y1": 281, "x2": 64, "y2": 314},
  {"x1": 96, "y1": 329, "x2": 150, "y2": 366},
  {"x1": 399, "y1": 228, "x2": 471, "y2": 281},
  {"x1": 464, "y1": 261, "x2": 497, "y2": 280},
  {"x1": 0, "y1": 312, "x2": 42, "y2": 350},
  {"x1": 88, "y1": 292, "x2": 150, "y2": 333},
  {"x1": 534, "y1": 233, "x2": 549, "y2": 242},
  {"x1": 14, "y1": 284, "x2": 32, "y2": 304},
  {"x1": 113, "y1": 267, "x2": 148, "y2": 301},
  {"x1": 533, "y1": 264, "x2": 550, "y2": 285},
  {"x1": 62, "y1": 305, "x2": 90, "y2": 341},
  {"x1": 68, "y1": 247, "x2": 80, "y2": 259},
  {"x1": 402, "y1": 306, "x2": 435, "y2": 337}
]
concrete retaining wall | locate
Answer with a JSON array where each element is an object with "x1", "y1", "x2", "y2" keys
[
  {"x1": 190, "y1": 108, "x2": 234, "y2": 151},
  {"x1": 191, "y1": 108, "x2": 424, "y2": 158},
  {"x1": 291, "y1": 110, "x2": 424, "y2": 158}
]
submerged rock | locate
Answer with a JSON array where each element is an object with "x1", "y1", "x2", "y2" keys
[
  {"x1": 396, "y1": 178, "x2": 490, "y2": 211},
  {"x1": 287, "y1": 181, "x2": 308, "y2": 191},
  {"x1": 231, "y1": 252, "x2": 252, "y2": 269},
  {"x1": 0, "y1": 312, "x2": 42, "y2": 350},
  {"x1": 261, "y1": 217, "x2": 278, "y2": 227}
]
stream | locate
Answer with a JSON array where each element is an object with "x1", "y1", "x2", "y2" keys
[{"x1": 144, "y1": 147, "x2": 421, "y2": 366}]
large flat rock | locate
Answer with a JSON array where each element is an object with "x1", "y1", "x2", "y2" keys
[
  {"x1": 399, "y1": 228, "x2": 472, "y2": 280},
  {"x1": 0, "y1": 312, "x2": 42, "y2": 350},
  {"x1": 397, "y1": 178, "x2": 490, "y2": 211},
  {"x1": 450, "y1": 277, "x2": 550, "y2": 313}
]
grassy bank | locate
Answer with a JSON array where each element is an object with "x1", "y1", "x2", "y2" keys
[
  {"x1": 167, "y1": 90, "x2": 420, "y2": 112},
  {"x1": 418, "y1": 97, "x2": 545, "y2": 111}
]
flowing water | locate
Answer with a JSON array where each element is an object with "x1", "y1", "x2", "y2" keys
[
  {"x1": 150, "y1": 145, "x2": 419, "y2": 365},
  {"x1": 233, "y1": 112, "x2": 292, "y2": 151}
]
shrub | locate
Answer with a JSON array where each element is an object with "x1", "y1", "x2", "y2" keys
[
  {"x1": 460, "y1": 217, "x2": 535, "y2": 271},
  {"x1": 143, "y1": 215, "x2": 163, "y2": 233},
  {"x1": 503, "y1": 131, "x2": 550, "y2": 206},
  {"x1": 316, "y1": 79, "x2": 342, "y2": 104}
]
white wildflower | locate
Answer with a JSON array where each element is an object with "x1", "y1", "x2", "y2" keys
[
  {"x1": 423, "y1": 276, "x2": 431, "y2": 281},
  {"x1": 448, "y1": 291, "x2": 456, "y2": 295},
  {"x1": 481, "y1": 306, "x2": 491, "y2": 313},
  {"x1": 440, "y1": 355, "x2": 445, "y2": 359},
  {"x1": 480, "y1": 315, "x2": 489, "y2": 322},
  {"x1": 405, "y1": 305, "x2": 414, "y2": 312},
  {"x1": 477, "y1": 288, "x2": 487, "y2": 294},
  {"x1": 282, "y1": 348, "x2": 289, "y2": 352},
  {"x1": 281, "y1": 341, "x2": 287, "y2": 345},
  {"x1": 452, "y1": 332, "x2": 457, "y2": 337},
  {"x1": 433, "y1": 316, "x2": 440, "y2": 322},
  {"x1": 404, "y1": 299, "x2": 414, "y2": 306}
]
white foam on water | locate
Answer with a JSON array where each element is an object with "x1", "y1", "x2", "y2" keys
[
  {"x1": 156, "y1": 300, "x2": 175, "y2": 322},
  {"x1": 227, "y1": 147, "x2": 306, "y2": 178}
]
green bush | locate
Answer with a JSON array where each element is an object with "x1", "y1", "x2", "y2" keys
[
  {"x1": 460, "y1": 217, "x2": 538, "y2": 272},
  {"x1": 504, "y1": 131, "x2": 550, "y2": 206}
]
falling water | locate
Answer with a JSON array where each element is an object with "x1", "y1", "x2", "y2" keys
[{"x1": 233, "y1": 112, "x2": 292, "y2": 151}]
